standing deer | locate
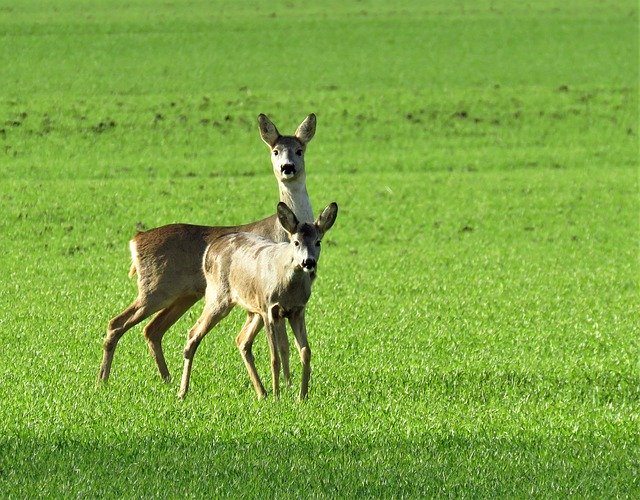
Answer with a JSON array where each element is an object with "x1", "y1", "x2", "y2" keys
[
  {"x1": 99, "y1": 114, "x2": 317, "y2": 384},
  {"x1": 178, "y1": 201, "x2": 338, "y2": 400}
]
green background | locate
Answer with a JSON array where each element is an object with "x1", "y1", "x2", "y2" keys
[{"x1": 1, "y1": 0, "x2": 638, "y2": 496}]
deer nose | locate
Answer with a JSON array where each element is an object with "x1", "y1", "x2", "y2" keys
[
  {"x1": 302, "y1": 258, "x2": 316, "y2": 270},
  {"x1": 281, "y1": 164, "x2": 296, "y2": 176}
]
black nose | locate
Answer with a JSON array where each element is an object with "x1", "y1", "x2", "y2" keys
[
  {"x1": 281, "y1": 164, "x2": 296, "y2": 175},
  {"x1": 302, "y1": 258, "x2": 316, "y2": 269}
]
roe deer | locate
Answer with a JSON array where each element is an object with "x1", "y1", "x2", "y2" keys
[
  {"x1": 99, "y1": 114, "x2": 317, "y2": 383},
  {"x1": 178, "y1": 201, "x2": 338, "y2": 400}
]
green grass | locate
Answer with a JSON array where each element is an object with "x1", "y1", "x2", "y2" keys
[{"x1": 1, "y1": 0, "x2": 638, "y2": 497}]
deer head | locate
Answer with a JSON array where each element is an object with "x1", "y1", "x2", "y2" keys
[
  {"x1": 277, "y1": 201, "x2": 338, "y2": 273},
  {"x1": 258, "y1": 114, "x2": 316, "y2": 183}
]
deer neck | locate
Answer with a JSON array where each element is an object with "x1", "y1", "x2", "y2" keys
[{"x1": 278, "y1": 175, "x2": 313, "y2": 224}]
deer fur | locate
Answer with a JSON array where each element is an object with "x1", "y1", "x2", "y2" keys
[
  {"x1": 99, "y1": 114, "x2": 317, "y2": 384},
  {"x1": 178, "y1": 201, "x2": 338, "y2": 400}
]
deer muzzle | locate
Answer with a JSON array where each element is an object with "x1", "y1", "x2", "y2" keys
[
  {"x1": 301, "y1": 258, "x2": 316, "y2": 272},
  {"x1": 280, "y1": 164, "x2": 296, "y2": 177}
]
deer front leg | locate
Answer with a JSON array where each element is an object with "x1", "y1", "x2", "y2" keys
[
  {"x1": 264, "y1": 311, "x2": 284, "y2": 399},
  {"x1": 235, "y1": 313, "x2": 267, "y2": 399},
  {"x1": 288, "y1": 308, "x2": 311, "y2": 400}
]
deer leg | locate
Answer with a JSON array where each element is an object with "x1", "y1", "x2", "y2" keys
[
  {"x1": 288, "y1": 309, "x2": 311, "y2": 400},
  {"x1": 264, "y1": 314, "x2": 284, "y2": 399},
  {"x1": 99, "y1": 298, "x2": 160, "y2": 383},
  {"x1": 279, "y1": 322, "x2": 292, "y2": 387},
  {"x1": 235, "y1": 313, "x2": 267, "y2": 399},
  {"x1": 143, "y1": 295, "x2": 200, "y2": 383},
  {"x1": 178, "y1": 301, "x2": 231, "y2": 399}
]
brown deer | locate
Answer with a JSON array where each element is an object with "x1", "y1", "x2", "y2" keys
[
  {"x1": 178, "y1": 201, "x2": 338, "y2": 400},
  {"x1": 99, "y1": 114, "x2": 317, "y2": 383}
]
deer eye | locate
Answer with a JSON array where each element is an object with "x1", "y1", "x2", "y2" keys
[
  {"x1": 296, "y1": 149, "x2": 303, "y2": 156},
  {"x1": 294, "y1": 241, "x2": 300, "y2": 247},
  {"x1": 273, "y1": 149, "x2": 279, "y2": 156}
]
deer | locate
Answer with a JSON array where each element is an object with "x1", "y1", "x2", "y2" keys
[
  {"x1": 178, "y1": 201, "x2": 338, "y2": 400},
  {"x1": 98, "y1": 114, "x2": 318, "y2": 385}
]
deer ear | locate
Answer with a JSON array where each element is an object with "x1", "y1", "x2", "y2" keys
[
  {"x1": 258, "y1": 114, "x2": 280, "y2": 147},
  {"x1": 315, "y1": 202, "x2": 338, "y2": 235},
  {"x1": 295, "y1": 113, "x2": 316, "y2": 144},
  {"x1": 277, "y1": 202, "x2": 299, "y2": 235}
]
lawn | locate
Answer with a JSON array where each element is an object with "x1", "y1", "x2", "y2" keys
[{"x1": 0, "y1": 0, "x2": 638, "y2": 496}]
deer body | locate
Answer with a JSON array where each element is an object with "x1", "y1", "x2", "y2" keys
[
  {"x1": 99, "y1": 114, "x2": 317, "y2": 383},
  {"x1": 128, "y1": 216, "x2": 284, "y2": 300},
  {"x1": 178, "y1": 202, "x2": 338, "y2": 400}
]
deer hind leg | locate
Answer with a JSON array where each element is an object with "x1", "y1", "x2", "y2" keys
[
  {"x1": 178, "y1": 301, "x2": 231, "y2": 399},
  {"x1": 99, "y1": 298, "x2": 161, "y2": 383},
  {"x1": 279, "y1": 323, "x2": 291, "y2": 387},
  {"x1": 264, "y1": 313, "x2": 286, "y2": 399},
  {"x1": 235, "y1": 313, "x2": 267, "y2": 399},
  {"x1": 144, "y1": 295, "x2": 200, "y2": 383}
]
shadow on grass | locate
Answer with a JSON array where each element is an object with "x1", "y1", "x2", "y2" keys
[{"x1": 1, "y1": 430, "x2": 636, "y2": 497}]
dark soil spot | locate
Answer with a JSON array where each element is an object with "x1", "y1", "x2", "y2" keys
[
  {"x1": 65, "y1": 245, "x2": 84, "y2": 256},
  {"x1": 405, "y1": 113, "x2": 421, "y2": 123},
  {"x1": 453, "y1": 111, "x2": 468, "y2": 119},
  {"x1": 199, "y1": 96, "x2": 210, "y2": 110},
  {"x1": 460, "y1": 225, "x2": 474, "y2": 233},
  {"x1": 558, "y1": 85, "x2": 570, "y2": 92},
  {"x1": 92, "y1": 120, "x2": 116, "y2": 133}
]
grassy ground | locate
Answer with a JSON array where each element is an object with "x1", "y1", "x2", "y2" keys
[{"x1": 0, "y1": 0, "x2": 638, "y2": 497}]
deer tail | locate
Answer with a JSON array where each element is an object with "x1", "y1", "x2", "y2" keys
[{"x1": 128, "y1": 263, "x2": 137, "y2": 278}]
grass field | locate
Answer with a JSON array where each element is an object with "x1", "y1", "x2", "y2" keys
[{"x1": 1, "y1": 0, "x2": 638, "y2": 496}]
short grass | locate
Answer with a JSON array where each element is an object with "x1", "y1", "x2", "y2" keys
[{"x1": 0, "y1": 0, "x2": 638, "y2": 497}]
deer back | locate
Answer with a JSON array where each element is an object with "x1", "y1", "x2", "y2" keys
[{"x1": 130, "y1": 213, "x2": 285, "y2": 298}]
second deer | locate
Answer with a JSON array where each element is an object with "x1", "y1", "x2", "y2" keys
[{"x1": 178, "y1": 201, "x2": 338, "y2": 400}]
